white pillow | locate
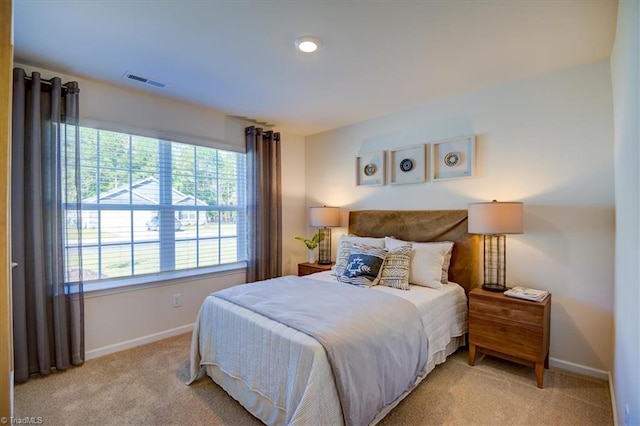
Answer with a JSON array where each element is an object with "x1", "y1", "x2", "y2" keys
[
  {"x1": 332, "y1": 235, "x2": 385, "y2": 276},
  {"x1": 385, "y1": 237, "x2": 454, "y2": 289}
]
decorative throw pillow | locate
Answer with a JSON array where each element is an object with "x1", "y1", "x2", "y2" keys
[
  {"x1": 385, "y1": 237, "x2": 454, "y2": 289},
  {"x1": 338, "y1": 246, "x2": 388, "y2": 287},
  {"x1": 379, "y1": 245, "x2": 412, "y2": 290},
  {"x1": 332, "y1": 235, "x2": 385, "y2": 276}
]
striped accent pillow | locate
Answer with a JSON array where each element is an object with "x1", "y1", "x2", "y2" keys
[
  {"x1": 338, "y1": 246, "x2": 388, "y2": 287},
  {"x1": 379, "y1": 245, "x2": 412, "y2": 290}
]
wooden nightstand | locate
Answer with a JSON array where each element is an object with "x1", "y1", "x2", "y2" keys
[
  {"x1": 297, "y1": 262, "x2": 334, "y2": 277},
  {"x1": 468, "y1": 287, "x2": 551, "y2": 388}
]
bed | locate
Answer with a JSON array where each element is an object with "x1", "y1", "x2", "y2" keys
[{"x1": 188, "y1": 210, "x2": 480, "y2": 425}]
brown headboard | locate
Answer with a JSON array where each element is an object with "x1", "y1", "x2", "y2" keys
[{"x1": 348, "y1": 210, "x2": 480, "y2": 293}]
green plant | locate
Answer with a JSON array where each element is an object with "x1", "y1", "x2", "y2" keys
[{"x1": 295, "y1": 232, "x2": 324, "y2": 250}]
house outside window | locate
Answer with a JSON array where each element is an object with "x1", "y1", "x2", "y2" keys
[{"x1": 65, "y1": 126, "x2": 247, "y2": 287}]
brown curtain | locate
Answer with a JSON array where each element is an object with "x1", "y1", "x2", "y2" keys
[
  {"x1": 245, "y1": 126, "x2": 282, "y2": 282},
  {"x1": 11, "y1": 68, "x2": 84, "y2": 383}
]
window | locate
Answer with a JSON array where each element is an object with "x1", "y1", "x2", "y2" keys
[{"x1": 65, "y1": 126, "x2": 246, "y2": 286}]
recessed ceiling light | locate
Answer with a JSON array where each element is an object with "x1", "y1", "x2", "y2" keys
[{"x1": 295, "y1": 36, "x2": 321, "y2": 53}]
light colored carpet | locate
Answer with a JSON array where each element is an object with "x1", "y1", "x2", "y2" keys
[{"x1": 14, "y1": 333, "x2": 613, "y2": 425}]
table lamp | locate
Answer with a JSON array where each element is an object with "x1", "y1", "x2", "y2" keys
[
  {"x1": 468, "y1": 200, "x2": 524, "y2": 292},
  {"x1": 310, "y1": 206, "x2": 341, "y2": 264}
]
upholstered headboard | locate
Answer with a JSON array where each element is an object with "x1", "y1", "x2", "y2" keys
[{"x1": 348, "y1": 210, "x2": 480, "y2": 293}]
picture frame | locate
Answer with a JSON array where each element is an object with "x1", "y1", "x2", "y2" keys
[
  {"x1": 389, "y1": 144, "x2": 426, "y2": 185},
  {"x1": 356, "y1": 151, "x2": 385, "y2": 186},
  {"x1": 430, "y1": 135, "x2": 476, "y2": 181}
]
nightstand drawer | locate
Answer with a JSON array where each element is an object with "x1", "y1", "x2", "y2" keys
[
  {"x1": 469, "y1": 316, "x2": 545, "y2": 361},
  {"x1": 469, "y1": 294, "x2": 545, "y2": 326}
]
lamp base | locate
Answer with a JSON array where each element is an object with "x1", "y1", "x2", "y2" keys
[
  {"x1": 482, "y1": 283, "x2": 507, "y2": 292},
  {"x1": 317, "y1": 227, "x2": 332, "y2": 265}
]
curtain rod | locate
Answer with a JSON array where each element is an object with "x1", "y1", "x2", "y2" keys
[{"x1": 22, "y1": 74, "x2": 72, "y2": 92}]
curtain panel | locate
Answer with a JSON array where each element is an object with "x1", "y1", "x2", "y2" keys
[
  {"x1": 11, "y1": 68, "x2": 84, "y2": 383},
  {"x1": 246, "y1": 126, "x2": 282, "y2": 282}
]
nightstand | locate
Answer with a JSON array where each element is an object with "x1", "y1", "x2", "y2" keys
[
  {"x1": 297, "y1": 262, "x2": 334, "y2": 277},
  {"x1": 468, "y1": 287, "x2": 551, "y2": 388}
]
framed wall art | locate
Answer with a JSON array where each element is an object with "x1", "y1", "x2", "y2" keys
[
  {"x1": 431, "y1": 135, "x2": 476, "y2": 181},
  {"x1": 389, "y1": 144, "x2": 426, "y2": 185},
  {"x1": 356, "y1": 151, "x2": 385, "y2": 186}
]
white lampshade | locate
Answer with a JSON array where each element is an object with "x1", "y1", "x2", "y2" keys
[
  {"x1": 309, "y1": 206, "x2": 341, "y2": 227},
  {"x1": 468, "y1": 201, "x2": 523, "y2": 235}
]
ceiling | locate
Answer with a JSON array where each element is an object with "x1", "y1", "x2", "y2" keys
[{"x1": 13, "y1": 0, "x2": 617, "y2": 136}]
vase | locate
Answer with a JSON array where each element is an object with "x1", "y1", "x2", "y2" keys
[{"x1": 307, "y1": 249, "x2": 315, "y2": 264}]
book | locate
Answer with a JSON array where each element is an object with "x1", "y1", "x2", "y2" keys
[{"x1": 504, "y1": 286, "x2": 549, "y2": 302}]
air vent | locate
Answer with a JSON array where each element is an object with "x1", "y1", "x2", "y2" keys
[
  {"x1": 123, "y1": 72, "x2": 167, "y2": 88},
  {"x1": 145, "y1": 80, "x2": 166, "y2": 88}
]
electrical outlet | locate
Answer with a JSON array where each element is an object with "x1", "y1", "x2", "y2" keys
[
  {"x1": 172, "y1": 293, "x2": 181, "y2": 308},
  {"x1": 624, "y1": 404, "x2": 630, "y2": 426}
]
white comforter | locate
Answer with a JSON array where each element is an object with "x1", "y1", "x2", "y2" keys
[{"x1": 189, "y1": 272, "x2": 468, "y2": 425}]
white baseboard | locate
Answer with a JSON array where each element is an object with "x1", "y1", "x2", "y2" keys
[
  {"x1": 85, "y1": 324, "x2": 193, "y2": 360},
  {"x1": 10, "y1": 370, "x2": 14, "y2": 418},
  {"x1": 549, "y1": 357, "x2": 609, "y2": 380},
  {"x1": 609, "y1": 372, "x2": 618, "y2": 426},
  {"x1": 551, "y1": 358, "x2": 617, "y2": 424}
]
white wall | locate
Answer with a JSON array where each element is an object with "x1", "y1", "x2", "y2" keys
[
  {"x1": 15, "y1": 63, "x2": 246, "y2": 152},
  {"x1": 15, "y1": 62, "x2": 307, "y2": 355},
  {"x1": 610, "y1": 1, "x2": 640, "y2": 424},
  {"x1": 280, "y1": 133, "x2": 308, "y2": 275},
  {"x1": 84, "y1": 270, "x2": 245, "y2": 357},
  {"x1": 304, "y1": 61, "x2": 615, "y2": 374}
]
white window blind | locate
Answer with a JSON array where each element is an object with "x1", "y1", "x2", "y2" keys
[{"x1": 65, "y1": 126, "x2": 247, "y2": 285}]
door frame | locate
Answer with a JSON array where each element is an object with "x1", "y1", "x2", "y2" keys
[{"x1": 0, "y1": 0, "x2": 14, "y2": 419}]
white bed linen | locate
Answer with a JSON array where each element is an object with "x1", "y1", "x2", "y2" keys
[
  {"x1": 311, "y1": 271, "x2": 468, "y2": 373},
  {"x1": 189, "y1": 272, "x2": 468, "y2": 425}
]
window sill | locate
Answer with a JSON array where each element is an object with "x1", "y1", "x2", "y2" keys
[{"x1": 81, "y1": 262, "x2": 247, "y2": 299}]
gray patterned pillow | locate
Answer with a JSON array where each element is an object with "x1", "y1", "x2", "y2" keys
[
  {"x1": 379, "y1": 245, "x2": 412, "y2": 290},
  {"x1": 338, "y1": 246, "x2": 388, "y2": 287},
  {"x1": 332, "y1": 235, "x2": 385, "y2": 276}
]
